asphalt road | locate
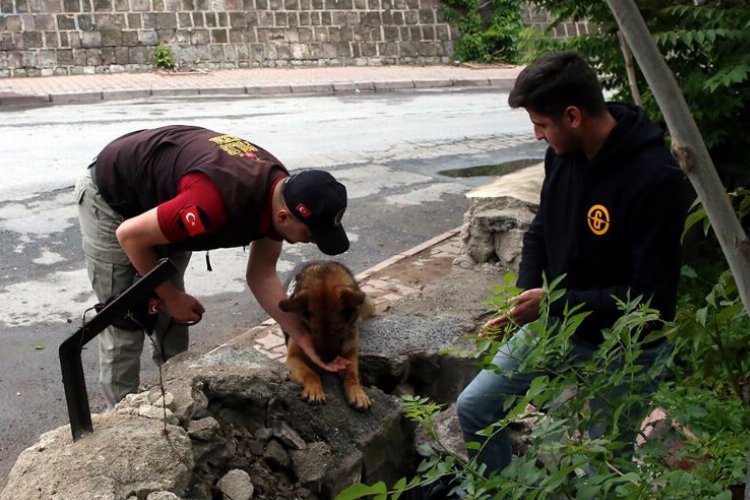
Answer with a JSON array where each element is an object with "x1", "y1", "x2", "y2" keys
[{"x1": 0, "y1": 88, "x2": 545, "y2": 483}]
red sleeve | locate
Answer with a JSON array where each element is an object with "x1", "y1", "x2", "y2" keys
[{"x1": 156, "y1": 172, "x2": 228, "y2": 243}]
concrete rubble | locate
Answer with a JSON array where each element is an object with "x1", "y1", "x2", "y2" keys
[{"x1": 456, "y1": 163, "x2": 544, "y2": 269}]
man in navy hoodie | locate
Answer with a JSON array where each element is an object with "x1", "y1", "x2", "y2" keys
[{"x1": 456, "y1": 51, "x2": 688, "y2": 473}]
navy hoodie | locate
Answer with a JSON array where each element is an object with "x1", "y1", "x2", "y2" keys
[{"x1": 517, "y1": 103, "x2": 689, "y2": 344}]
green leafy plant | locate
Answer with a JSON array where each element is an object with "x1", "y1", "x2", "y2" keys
[
  {"x1": 651, "y1": 384, "x2": 749, "y2": 491},
  {"x1": 676, "y1": 189, "x2": 750, "y2": 403},
  {"x1": 337, "y1": 271, "x2": 748, "y2": 499},
  {"x1": 153, "y1": 44, "x2": 175, "y2": 70},
  {"x1": 671, "y1": 268, "x2": 750, "y2": 398},
  {"x1": 523, "y1": 0, "x2": 750, "y2": 186},
  {"x1": 442, "y1": 0, "x2": 523, "y2": 63}
]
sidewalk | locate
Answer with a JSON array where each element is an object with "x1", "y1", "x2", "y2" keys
[{"x1": 0, "y1": 63, "x2": 523, "y2": 107}]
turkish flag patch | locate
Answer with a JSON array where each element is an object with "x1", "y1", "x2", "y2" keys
[{"x1": 179, "y1": 206, "x2": 207, "y2": 236}]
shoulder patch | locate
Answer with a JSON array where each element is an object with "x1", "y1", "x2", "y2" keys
[{"x1": 179, "y1": 206, "x2": 207, "y2": 236}]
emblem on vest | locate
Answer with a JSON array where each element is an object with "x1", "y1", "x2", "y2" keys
[
  {"x1": 209, "y1": 134, "x2": 259, "y2": 157},
  {"x1": 587, "y1": 204, "x2": 610, "y2": 236}
]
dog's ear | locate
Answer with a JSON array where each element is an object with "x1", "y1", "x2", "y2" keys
[
  {"x1": 279, "y1": 291, "x2": 309, "y2": 313},
  {"x1": 340, "y1": 288, "x2": 366, "y2": 308}
]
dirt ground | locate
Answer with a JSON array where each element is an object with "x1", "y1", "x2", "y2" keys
[
  {"x1": 388, "y1": 263, "x2": 505, "y2": 322},
  {"x1": 358, "y1": 232, "x2": 508, "y2": 328}
]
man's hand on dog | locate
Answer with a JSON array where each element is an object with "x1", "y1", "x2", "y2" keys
[
  {"x1": 479, "y1": 288, "x2": 543, "y2": 338},
  {"x1": 296, "y1": 334, "x2": 350, "y2": 372}
]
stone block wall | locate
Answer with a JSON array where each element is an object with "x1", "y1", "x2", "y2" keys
[
  {"x1": 0, "y1": 0, "x2": 588, "y2": 78},
  {"x1": 521, "y1": 2, "x2": 592, "y2": 39},
  {"x1": 0, "y1": 0, "x2": 457, "y2": 76}
]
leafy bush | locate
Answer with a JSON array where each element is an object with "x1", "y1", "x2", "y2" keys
[
  {"x1": 678, "y1": 188, "x2": 750, "y2": 401},
  {"x1": 442, "y1": 0, "x2": 523, "y2": 63},
  {"x1": 153, "y1": 44, "x2": 175, "y2": 70},
  {"x1": 652, "y1": 384, "x2": 748, "y2": 491},
  {"x1": 443, "y1": 1, "x2": 750, "y2": 174},
  {"x1": 671, "y1": 268, "x2": 750, "y2": 400},
  {"x1": 336, "y1": 272, "x2": 748, "y2": 499},
  {"x1": 523, "y1": 1, "x2": 750, "y2": 186}
]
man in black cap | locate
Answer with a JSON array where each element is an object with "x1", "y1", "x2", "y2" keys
[{"x1": 75, "y1": 125, "x2": 351, "y2": 406}]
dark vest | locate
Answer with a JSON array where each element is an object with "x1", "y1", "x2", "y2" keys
[{"x1": 95, "y1": 125, "x2": 288, "y2": 251}]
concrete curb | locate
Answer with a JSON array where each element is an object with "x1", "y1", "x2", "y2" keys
[
  {"x1": 355, "y1": 226, "x2": 462, "y2": 281},
  {"x1": 0, "y1": 77, "x2": 516, "y2": 108}
]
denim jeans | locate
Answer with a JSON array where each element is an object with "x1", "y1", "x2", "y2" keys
[{"x1": 456, "y1": 325, "x2": 668, "y2": 473}]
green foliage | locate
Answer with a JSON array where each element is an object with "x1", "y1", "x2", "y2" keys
[
  {"x1": 647, "y1": 386, "x2": 749, "y2": 493},
  {"x1": 673, "y1": 190, "x2": 750, "y2": 401},
  {"x1": 516, "y1": 26, "x2": 558, "y2": 65},
  {"x1": 671, "y1": 268, "x2": 750, "y2": 397},
  {"x1": 683, "y1": 187, "x2": 750, "y2": 243},
  {"x1": 442, "y1": 0, "x2": 523, "y2": 63},
  {"x1": 523, "y1": 0, "x2": 750, "y2": 184},
  {"x1": 152, "y1": 44, "x2": 175, "y2": 70},
  {"x1": 338, "y1": 271, "x2": 749, "y2": 499}
]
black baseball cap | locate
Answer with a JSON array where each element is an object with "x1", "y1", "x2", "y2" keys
[{"x1": 282, "y1": 170, "x2": 349, "y2": 255}]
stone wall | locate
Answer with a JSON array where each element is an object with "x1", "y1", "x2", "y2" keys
[
  {"x1": 0, "y1": 0, "x2": 588, "y2": 79},
  {"x1": 0, "y1": 0, "x2": 456, "y2": 77},
  {"x1": 521, "y1": 2, "x2": 592, "y2": 39}
]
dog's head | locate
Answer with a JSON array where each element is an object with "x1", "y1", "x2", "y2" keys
[{"x1": 279, "y1": 286, "x2": 366, "y2": 363}]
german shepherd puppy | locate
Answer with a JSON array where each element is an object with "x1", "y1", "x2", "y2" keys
[{"x1": 278, "y1": 261, "x2": 373, "y2": 410}]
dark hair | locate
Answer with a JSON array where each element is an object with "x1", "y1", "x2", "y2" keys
[{"x1": 508, "y1": 51, "x2": 607, "y2": 118}]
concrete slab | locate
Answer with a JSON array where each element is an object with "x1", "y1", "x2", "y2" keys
[
  {"x1": 413, "y1": 78, "x2": 452, "y2": 88},
  {"x1": 246, "y1": 84, "x2": 293, "y2": 95},
  {"x1": 466, "y1": 163, "x2": 544, "y2": 205},
  {"x1": 332, "y1": 81, "x2": 376, "y2": 92}
]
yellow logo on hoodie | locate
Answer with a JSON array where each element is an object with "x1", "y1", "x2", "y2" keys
[{"x1": 587, "y1": 204, "x2": 610, "y2": 235}]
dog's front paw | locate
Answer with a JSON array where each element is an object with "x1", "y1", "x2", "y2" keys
[
  {"x1": 301, "y1": 379, "x2": 326, "y2": 405},
  {"x1": 346, "y1": 384, "x2": 371, "y2": 411}
]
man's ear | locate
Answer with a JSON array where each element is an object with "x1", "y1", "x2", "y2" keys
[
  {"x1": 564, "y1": 106, "x2": 583, "y2": 128},
  {"x1": 273, "y1": 209, "x2": 294, "y2": 228}
]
